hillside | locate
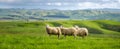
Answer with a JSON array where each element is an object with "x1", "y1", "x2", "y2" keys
[
  {"x1": 0, "y1": 20, "x2": 120, "y2": 49},
  {"x1": 0, "y1": 9, "x2": 120, "y2": 21},
  {"x1": 0, "y1": 20, "x2": 120, "y2": 35}
]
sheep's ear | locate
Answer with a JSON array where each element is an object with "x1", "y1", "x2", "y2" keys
[
  {"x1": 74, "y1": 25, "x2": 77, "y2": 26},
  {"x1": 46, "y1": 24, "x2": 49, "y2": 27},
  {"x1": 75, "y1": 25, "x2": 79, "y2": 28},
  {"x1": 60, "y1": 25, "x2": 63, "y2": 28}
]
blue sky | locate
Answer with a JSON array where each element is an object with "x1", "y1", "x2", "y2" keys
[{"x1": 0, "y1": 0, "x2": 120, "y2": 10}]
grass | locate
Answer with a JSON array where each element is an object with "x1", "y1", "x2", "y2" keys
[
  {"x1": 0, "y1": 20, "x2": 120, "y2": 49},
  {"x1": 0, "y1": 34, "x2": 119, "y2": 49}
]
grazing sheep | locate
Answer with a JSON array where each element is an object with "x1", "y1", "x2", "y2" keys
[
  {"x1": 74, "y1": 25, "x2": 88, "y2": 38},
  {"x1": 60, "y1": 26, "x2": 77, "y2": 38},
  {"x1": 46, "y1": 24, "x2": 61, "y2": 39}
]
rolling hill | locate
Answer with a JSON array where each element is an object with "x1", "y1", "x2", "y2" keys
[
  {"x1": 0, "y1": 20, "x2": 120, "y2": 35},
  {"x1": 0, "y1": 8, "x2": 120, "y2": 21},
  {"x1": 0, "y1": 7, "x2": 120, "y2": 49},
  {"x1": 0, "y1": 20, "x2": 120, "y2": 49}
]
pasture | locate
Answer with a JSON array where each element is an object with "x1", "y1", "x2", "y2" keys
[{"x1": 0, "y1": 20, "x2": 120, "y2": 49}]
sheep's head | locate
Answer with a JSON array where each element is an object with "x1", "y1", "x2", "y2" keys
[
  {"x1": 60, "y1": 25, "x2": 63, "y2": 28},
  {"x1": 74, "y1": 25, "x2": 79, "y2": 28},
  {"x1": 74, "y1": 25, "x2": 79, "y2": 29},
  {"x1": 46, "y1": 24, "x2": 50, "y2": 27},
  {"x1": 60, "y1": 25, "x2": 65, "y2": 29}
]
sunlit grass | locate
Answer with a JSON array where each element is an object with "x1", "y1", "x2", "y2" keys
[
  {"x1": 0, "y1": 20, "x2": 120, "y2": 49},
  {"x1": 0, "y1": 34, "x2": 119, "y2": 49}
]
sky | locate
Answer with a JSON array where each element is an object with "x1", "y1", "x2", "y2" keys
[{"x1": 0, "y1": 0, "x2": 120, "y2": 10}]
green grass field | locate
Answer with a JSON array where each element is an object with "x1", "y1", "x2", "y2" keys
[{"x1": 0, "y1": 20, "x2": 120, "y2": 49}]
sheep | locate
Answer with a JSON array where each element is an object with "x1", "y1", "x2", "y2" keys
[
  {"x1": 74, "y1": 25, "x2": 88, "y2": 38},
  {"x1": 46, "y1": 24, "x2": 61, "y2": 39},
  {"x1": 60, "y1": 26, "x2": 77, "y2": 38}
]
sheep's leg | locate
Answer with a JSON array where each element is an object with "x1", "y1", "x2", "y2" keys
[
  {"x1": 58, "y1": 35, "x2": 60, "y2": 39},
  {"x1": 78, "y1": 36, "x2": 82, "y2": 39},
  {"x1": 74, "y1": 34, "x2": 77, "y2": 39},
  {"x1": 49, "y1": 34, "x2": 51, "y2": 37},
  {"x1": 82, "y1": 36, "x2": 85, "y2": 39},
  {"x1": 79, "y1": 34, "x2": 83, "y2": 39},
  {"x1": 64, "y1": 35, "x2": 67, "y2": 38}
]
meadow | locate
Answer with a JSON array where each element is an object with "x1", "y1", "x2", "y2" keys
[{"x1": 0, "y1": 20, "x2": 120, "y2": 49}]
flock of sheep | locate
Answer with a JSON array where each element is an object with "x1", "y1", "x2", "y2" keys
[{"x1": 46, "y1": 24, "x2": 88, "y2": 39}]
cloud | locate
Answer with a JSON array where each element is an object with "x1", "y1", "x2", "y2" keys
[
  {"x1": 54, "y1": 2, "x2": 62, "y2": 6},
  {"x1": 46, "y1": 2, "x2": 70, "y2": 6},
  {"x1": 46, "y1": 2, "x2": 62, "y2": 6},
  {"x1": 78, "y1": 2, "x2": 98, "y2": 7},
  {"x1": 47, "y1": 3, "x2": 52, "y2": 5},
  {"x1": 102, "y1": 3, "x2": 118, "y2": 8},
  {"x1": 0, "y1": 5, "x2": 13, "y2": 8},
  {"x1": 0, "y1": 0, "x2": 17, "y2": 3},
  {"x1": 0, "y1": 0, "x2": 120, "y2": 9},
  {"x1": 78, "y1": 2, "x2": 119, "y2": 9},
  {"x1": 102, "y1": 0, "x2": 110, "y2": 2},
  {"x1": 118, "y1": 0, "x2": 120, "y2": 3}
]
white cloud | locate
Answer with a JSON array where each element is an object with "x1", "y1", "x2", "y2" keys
[
  {"x1": 78, "y1": 2, "x2": 99, "y2": 7},
  {"x1": 0, "y1": 0, "x2": 16, "y2": 3},
  {"x1": 118, "y1": 0, "x2": 120, "y2": 3},
  {"x1": 63, "y1": 3, "x2": 69, "y2": 5},
  {"x1": 47, "y1": 3, "x2": 52, "y2": 5},
  {"x1": 0, "y1": 5, "x2": 12, "y2": 8},
  {"x1": 101, "y1": 3, "x2": 118, "y2": 8},
  {"x1": 54, "y1": 2, "x2": 62, "y2": 6},
  {"x1": 102, "y1": 0, "x2": 110, "y2": 2},
  {"x1": 0, "y1": 0, "x2": 120, "y2": 9},
  {"x1": 78, "y1": 2, "x2": 120, "y2": 9},
  {"x1": 46, "y1": 2, "x2": 62, "y2": 6}
]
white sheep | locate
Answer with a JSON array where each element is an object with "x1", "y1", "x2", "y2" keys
[
  {"x1": 60, "y1": 26, "x2": 77, "y2": 38},
  {"x1": 74, "y1": 25, "x2": 88, "y2": 38},
  {"x1": 46, "y1": 24, "x2": 61, "y2": 39}
]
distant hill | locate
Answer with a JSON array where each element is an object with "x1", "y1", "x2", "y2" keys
[{"x1": 0, "y1": 8, "x2": 120, "y2": 21}]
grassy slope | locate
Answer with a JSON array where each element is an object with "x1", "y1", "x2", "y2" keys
[{"x1": 0, "y1": 20, "x2": 120, "y2": 49}]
